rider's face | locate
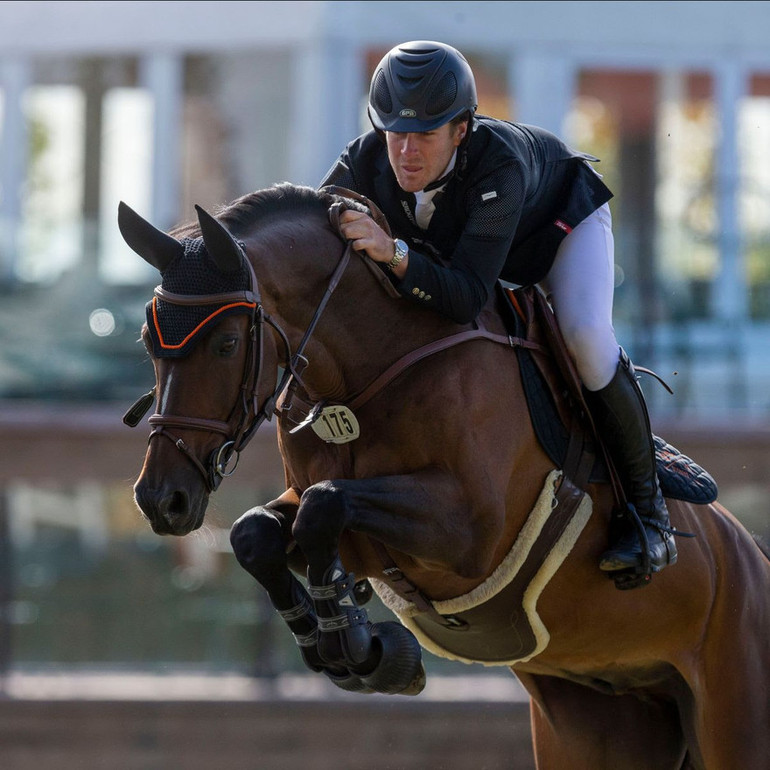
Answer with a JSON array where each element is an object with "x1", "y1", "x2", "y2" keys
[{"x1": 386, "y1": 121, "x2": 467, "y2": 193}]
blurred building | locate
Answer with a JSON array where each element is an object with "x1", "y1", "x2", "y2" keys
[{"x1": 1, "y1": 0, "x2": 770, "y2": 414}]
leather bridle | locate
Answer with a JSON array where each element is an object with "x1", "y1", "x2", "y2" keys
[{"x1": 124, "y1": 228, "x2": 354, "y2": 492}]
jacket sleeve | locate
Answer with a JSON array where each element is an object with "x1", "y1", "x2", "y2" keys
[{"x1": 396, "y1": 160, "x2": 526, "y2": 324}]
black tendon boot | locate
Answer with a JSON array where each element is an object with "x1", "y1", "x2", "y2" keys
[{"x1": 587, "y1": 350, "x2": 678, "y2": 576}]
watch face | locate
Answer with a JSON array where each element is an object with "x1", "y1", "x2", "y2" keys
[{"x1": 395, "y1": 239, "x2": 408, "y2": 257}]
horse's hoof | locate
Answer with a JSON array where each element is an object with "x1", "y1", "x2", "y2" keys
[
  {"x1": 359, "y1": 622, "x2": 426, "y2": 696},
  {"x1": 323, "y1": 668, "x2": 375, "y2": 694}
]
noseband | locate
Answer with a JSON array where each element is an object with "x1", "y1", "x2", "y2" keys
[{"x1": 125, "y1": 225, "x2": 354, "y2": 492}]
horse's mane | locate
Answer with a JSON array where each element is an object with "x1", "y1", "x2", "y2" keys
[
  {"x1": 170, "y1": 183, "x2": 357, "y2": 239},
  {"x1": 217, "y1": 183, "x2": 332, "y2": 233}
]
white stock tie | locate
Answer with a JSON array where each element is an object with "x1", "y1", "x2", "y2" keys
[{"x1": 414, "y1": 189, "x2": 442, "y2": 230}]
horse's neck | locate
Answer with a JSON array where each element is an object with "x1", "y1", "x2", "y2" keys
[
  {"x1": 290, "y1": 269, "x2": 461, "y2": 404},
  {"x1": 251, "y1": 219, "x2": 477, "y2": 405},
  {"x1": 305, "y1": 297, "x2": 454, "y2": 404}
]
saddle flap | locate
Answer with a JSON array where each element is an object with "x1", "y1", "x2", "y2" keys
[
  {"x1": 499, "y1": 284, "x2": 718, "y2": 505},
  {"x1": 502, "y1": 285, "x2": 587, "y2": 434}
]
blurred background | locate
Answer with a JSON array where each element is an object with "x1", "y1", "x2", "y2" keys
[{"x1": 1, "y1": 1, "x2": 769, "y2": 767}]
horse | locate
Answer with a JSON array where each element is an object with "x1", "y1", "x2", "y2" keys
[{"x1": 118, "y1": 183, "x2": 770, "y2": 770}]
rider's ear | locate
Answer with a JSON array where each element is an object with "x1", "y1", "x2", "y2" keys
[
  {"x1": 195, "y1": 205, "x2": 243, "y2": 273},
  {"x1": 118, "y1": 201, "x2": 183, "y2": 273}
]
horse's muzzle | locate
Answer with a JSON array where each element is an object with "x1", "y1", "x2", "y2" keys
[{"x1": 133, "y1": 480, "x2": 208, "y2": 536}]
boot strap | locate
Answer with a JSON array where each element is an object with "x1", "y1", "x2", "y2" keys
[{"x1": 277, "y1": 594, "x2": 314, "y2": 622}]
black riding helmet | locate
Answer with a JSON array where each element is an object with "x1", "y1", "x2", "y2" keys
[{"x1": 368, "y1": 41, "x2": 478, "y2": 133}]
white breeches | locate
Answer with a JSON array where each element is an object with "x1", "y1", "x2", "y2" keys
[{"x1": 540, "y1": 203, "x2": 619, "y2": 392}]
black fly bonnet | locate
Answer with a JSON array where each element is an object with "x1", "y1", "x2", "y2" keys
[{"x1": 146, "y1": 236, "x2": 255, "y2": 358}]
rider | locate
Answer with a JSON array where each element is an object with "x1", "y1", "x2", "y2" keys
[{"x1": 319, "y1": 40, "x2": 677, "y2": 581}]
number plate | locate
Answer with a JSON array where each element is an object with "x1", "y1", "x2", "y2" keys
[{"x1": 310, "y1": 405, "x2": 360, "y2": 444}]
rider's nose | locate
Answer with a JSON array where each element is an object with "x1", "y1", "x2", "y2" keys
[{"x1": 401, "y1": 134, "x2": 419, "y2": 155}]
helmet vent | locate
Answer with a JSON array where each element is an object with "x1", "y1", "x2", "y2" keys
[
  {"x1": 372, "y1": 70, "x2": 393, "y2": 114},
  {"x1": 399, "y1": 45, "x2": 441, "y2": 57},
  {"x1": 425, "y1": 72, "x2": 458, "y2": 116}
]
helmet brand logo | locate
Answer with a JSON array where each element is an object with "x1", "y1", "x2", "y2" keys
[{"x1": 399, "y1": 108, "x2": 417, "y2": 118}]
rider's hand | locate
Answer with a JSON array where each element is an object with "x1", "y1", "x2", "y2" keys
[{"x1": 338, "y1": 210, "x2": 408, "y2": 278}]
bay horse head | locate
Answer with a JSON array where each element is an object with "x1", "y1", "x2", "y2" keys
[
  {"x1": 119, "y1": 184, "x2": 394, "y2": 535},
  {"x1": 118, "y1": 199, "x2": 284, "y2": 535}
]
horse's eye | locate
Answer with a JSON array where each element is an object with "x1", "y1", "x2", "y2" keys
[{"x1": 219, "y1": 338, "x2": 238, "y2": 356}]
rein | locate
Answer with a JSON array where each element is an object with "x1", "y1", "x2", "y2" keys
[{"x1": 347, "y1": 322, "x2": 543, "y2": 413}]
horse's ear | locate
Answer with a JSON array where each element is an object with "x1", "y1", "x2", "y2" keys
[
  {"x1": 195, "y1": 204, "x2": 243, "y2": 273},
  {"x1": 118, "y1": 201, "x2": 183, "y2": 273}
]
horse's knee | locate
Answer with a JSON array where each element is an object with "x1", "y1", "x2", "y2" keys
[
  {"x1": 293, "y1": 482, "x2": 347, "y2": 539},
  {"x1": 230, "y1": 507, "x2": 287, "y2": 579},
  {"x1": 292, "y1": 481, "x2": 349, "y2": 562}
]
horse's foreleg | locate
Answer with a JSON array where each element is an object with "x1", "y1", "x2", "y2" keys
[
  {"x1": 301, "y1": 550, "x2": 425, "y2": 695},
  {"x1": 229, "y1": 496, "x2": 317, "y2": 661},
  {"x1": 295, "y1": 471, "x2": 497, "y2": 580},
  {"x1": 292, "y1": 477, "x2": 437, "y2": 695},
  {"x1": 230, "y1": 493, "x2": 299, "y2": 607},
  {"x1": 230, "y1": 492, "x2": 372, "y2": 692},
  {"x1": 292, "y1": 482, "x2": 377, "y2": 675}
]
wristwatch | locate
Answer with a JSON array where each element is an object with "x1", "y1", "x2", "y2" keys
[{"x1": 388, "y1": 239, "x2": 409, "y2": 271}]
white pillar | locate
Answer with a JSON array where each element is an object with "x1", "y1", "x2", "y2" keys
[
  {"x1": 0, "y1": 58, "x2": 31, "y2": 282},
  {"x1": 139, "y1": 53, "x2": 184, "y2": 230},
  {"x1": 289, "y1": 40, "x2": 366, "y2": 187},
  {"x1": 508, "y1": 51, "x2": 576, "y2": 135},
  {"x1": 712, "y1": 60, "x2": 748, "y2": 323}
]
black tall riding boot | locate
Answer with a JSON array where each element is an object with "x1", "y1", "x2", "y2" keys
[{"x1": 586, "y1": 350, "x2": 677, "y2": 574}]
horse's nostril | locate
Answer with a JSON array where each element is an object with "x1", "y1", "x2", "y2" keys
[
  {"x1": 160, "y1": 490, "x2": 191, "y2": 529},
  {"x1": 135, "y1": 485, "x2": 190, "y2": 527},
  {"x1": 167, "y1": 489, "x2": 189, "y2": 517},
  {"x1": 134, "y1": 475, "x2": 207, "y2": 535}
]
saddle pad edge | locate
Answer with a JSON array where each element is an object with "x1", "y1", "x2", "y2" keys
[
  {"x1": 371, "y1": 469, "x2": 563, "y2": 619},
  {"x1": 371, "y1": 470, "x2": 594, "y2": 667}
]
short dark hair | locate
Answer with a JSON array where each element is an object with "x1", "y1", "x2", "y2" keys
[{"x1": 450, "y1": 111, "x2": 471, "y2": 128}]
